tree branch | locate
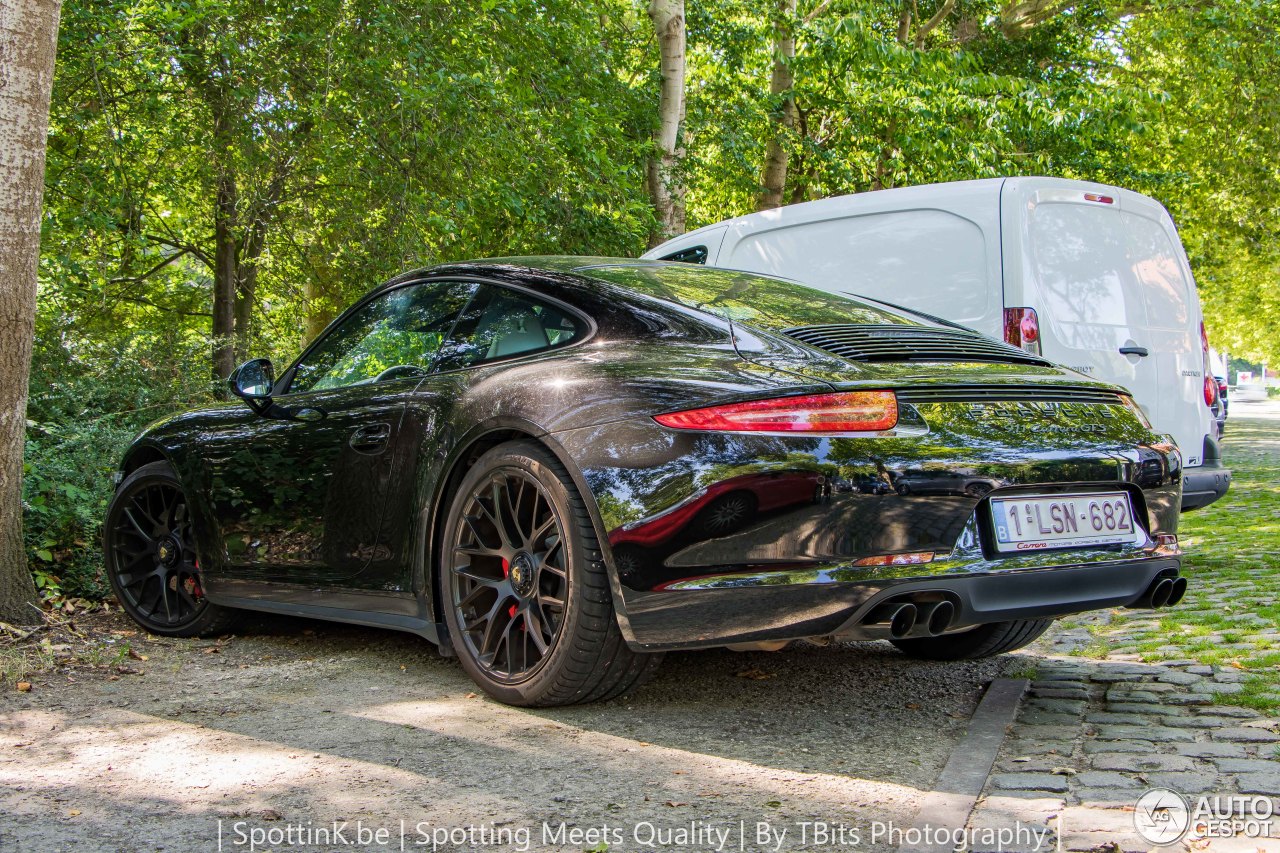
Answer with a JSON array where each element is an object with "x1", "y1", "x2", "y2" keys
[
  {"x1": 803, "y1": 0, "x2": 834, "y2": 24},
  {"x1": 1000, "y1": 0, "x2": 1073, "y2": 38},
  {"x1": 915, "y1": 0, "x2": 957, "y2": 47},
  {"x1": 114, "y1": 294, "x2": 212, "y2": 317},
  {"x1": 108, "y1": 248, "x2": 193, "y2": 285},
  {"x1": 145, "y1": 233, "x2": 213, "y2": 270}
]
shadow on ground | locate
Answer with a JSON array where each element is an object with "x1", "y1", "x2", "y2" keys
[{"x1": 1, "y1": 610, "x2": 1011, "y2": 852}]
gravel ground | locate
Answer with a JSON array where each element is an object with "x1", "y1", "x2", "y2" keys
[{"x1": 0, "y1": 612, "x2": 1009, "y2": 852}]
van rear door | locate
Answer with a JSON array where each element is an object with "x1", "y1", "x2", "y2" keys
[{"x1": 1005, "y1": 180, "x2": 1206, "y2": 465}]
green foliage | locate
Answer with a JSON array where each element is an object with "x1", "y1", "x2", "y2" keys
[
  {"x1": 24, "y1": 0, "x2": 1280, "y2": 599},
  {"x1": 23, "y1": 325, "x2": 216, "y2": 600}
]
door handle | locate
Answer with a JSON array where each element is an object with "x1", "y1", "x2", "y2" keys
[
  {"x1": 1119, "y1": 346, "x2": 1149, "y2": 357},
  {"x1": 349, "y1": 422, "x2": 392, "y2": 452}
]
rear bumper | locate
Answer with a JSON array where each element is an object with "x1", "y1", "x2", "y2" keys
[
  {"x1": 619, "y1": 553, "x2": 1181, "y2": 651},
  {"x1": 1181, "y1": 460, "x2": 1231, "y2": 511}
]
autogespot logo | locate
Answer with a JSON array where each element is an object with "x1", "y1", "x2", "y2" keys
[{"x1": 1134, "y1": 788, "x2": 1192, "y2": 845}]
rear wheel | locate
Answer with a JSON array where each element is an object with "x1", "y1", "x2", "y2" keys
[
  {"x1": 104, "y1": 461, "x2": 239, "y2": 637},
  {"x1": 890, "y1": 618, "x2": 1053, "y2": 661},
  {"x1": 441, "y1": 441, "x2": 662, "y2": 706}
]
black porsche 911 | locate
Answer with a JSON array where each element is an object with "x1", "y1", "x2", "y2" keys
[{"x1": 105, "y1": 258, "x2": 1186, "y2": 706}]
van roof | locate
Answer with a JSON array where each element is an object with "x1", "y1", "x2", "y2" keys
[{"x1": 663, "y1": 176, "x2": 1164, "y2": 245}]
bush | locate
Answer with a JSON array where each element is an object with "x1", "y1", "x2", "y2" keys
[
  {"x1": 23, "y1": 421, "x2": 137, "y2": 600},
  {"x1": 23, "y1": 325, "x2": 217, "y2": 601}
]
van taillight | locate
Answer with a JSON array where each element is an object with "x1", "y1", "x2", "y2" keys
[
  {"x1": 1200, "y1": 321, "x2": 1215, "y2": 407},
  {"x1": 1083, "y1": 193, "x2": 1115, "y2": 204},
  {"x1": 1003, "y1": 307, "x2": 1042, "y2": 356}
]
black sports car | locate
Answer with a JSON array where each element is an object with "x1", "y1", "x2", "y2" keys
[{"x1": 105, "y1": 259, "x2": 1186, "y2": 706}]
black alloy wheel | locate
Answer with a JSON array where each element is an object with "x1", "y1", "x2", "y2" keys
[
  {"x1": 449, "y1": 467, "x2": 569, "y2": 681},
  {"x1": 105, "y1": 461, "x2": 238, "y2": 637},
  {"x1": 965, "y1": 482, "x2": 994, "y2": 498},
  {"x1": 442, "y1": 441, "x2": 663, "y2": 706}
]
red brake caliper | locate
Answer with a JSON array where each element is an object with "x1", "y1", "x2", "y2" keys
[{"x1": 502, "y1": 558, "x2": 517, "y2": 619}]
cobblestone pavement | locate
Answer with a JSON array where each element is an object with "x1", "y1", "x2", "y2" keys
[
  {"x1": 971, "y1": 656, "x2": 1280, "y2": 851},
  {"x1": 967, "y1": 403, "x2": 1280, "y2": 852}
]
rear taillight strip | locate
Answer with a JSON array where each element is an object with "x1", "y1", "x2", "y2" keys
[{"x1": 654, "y1": 391, "x2": 899, "y2": 434}]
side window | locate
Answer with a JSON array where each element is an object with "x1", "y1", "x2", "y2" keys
[
  {"x1": 288, "y1": 281, "x2": 478, "y2": 393},
  {"x1": 435, "y1": 285, "x2": 587, "y2": 371},
  {"x1": 660, "y1": 245, "x2": 708, "y2": 265}
]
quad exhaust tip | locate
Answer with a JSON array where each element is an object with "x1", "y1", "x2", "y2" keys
[
  {"x1": 890, "y1": 603, "x2": 918, "y2": 639},
  {"x1": 863, "y1": 598, "x2": 955, "y2": 639},
  {"x1": 1130, "y1": 574, "x2": 1188, "y2": 609},
  {"x1": 925, "y1": 600, "x2": 955, "y2": 636}
]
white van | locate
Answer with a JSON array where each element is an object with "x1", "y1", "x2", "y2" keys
[{"x1": 644, "y1": 177, "x2": 1229, "y2": 510}]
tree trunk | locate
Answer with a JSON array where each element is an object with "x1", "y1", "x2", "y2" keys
[
  {"x1": 212, "y1": 171, "x2": 237, "y2": 381},
  {"x1": 232, "y1": 218, "x2": 267, "y2": 363},
  {"x1": 646, "y1": 0, "x2": 686, "y2": 247},
  {"x1": 0, "y1": 0, "x2": 62, "y2": 626},
  {"x1": 756, "y1": 0, "x2": 798, "y2": 212},
  {"x1": 303, "y1": 278, "x2": 334, "y2": 342},
  {"x1": 232, "y1": 169, "x2": 285, "y2": 361}
]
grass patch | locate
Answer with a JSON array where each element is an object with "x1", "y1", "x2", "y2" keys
[
  {"x1": 1216, "y1": 677, "x2": 1280, "y2": 712},
  {"x1": 1052, "y1": 414, "x2": 1280, "y2": 711}
]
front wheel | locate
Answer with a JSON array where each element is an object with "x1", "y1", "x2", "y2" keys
[
  {"x1": 440, "y1": 441, "x2": 662, "y2": 706},
  {"x1": 104, "y1": 461, "x2": 239, "y2": 637},
  {"x1": 890, "y1": 618, "x2": 1053, "y2": 661}
]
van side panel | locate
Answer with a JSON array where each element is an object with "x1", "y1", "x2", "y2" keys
[{"x1": 714, "y1": 182, "x2": 1005, "y2": 337}]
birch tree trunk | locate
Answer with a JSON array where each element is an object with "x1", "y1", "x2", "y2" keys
[
  {"x1": 646, "y1": 0, "x2": 686, "y2": 246},
  {"x1": 0, "y1": 0, "x2": 62, "y2": 625},
  {"x1": 756, "y1": 0, "x2": 798, "y2": 211}
]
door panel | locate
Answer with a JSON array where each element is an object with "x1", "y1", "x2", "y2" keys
[
  {"x1": 201, "y1": 279, "x2": 480, "y2": 586},
  {"x1": 202, "y1": 381, "x2": 414, "y2": 583}
]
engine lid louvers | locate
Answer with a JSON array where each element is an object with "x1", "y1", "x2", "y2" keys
[
  {"x1": 895, "y1": 385, "x2": 1124, "y2": 405},
  {"x1": 782, "y1": 324, "x2": 1052, "y2": 367}
]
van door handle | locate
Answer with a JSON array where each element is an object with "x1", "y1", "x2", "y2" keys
[
  {"x1": 1119, "y1": 346, "x2": 1149, "y2": 357},
  {"x1": 349, "y1": 422, "x2": 392, "y2": 452}
]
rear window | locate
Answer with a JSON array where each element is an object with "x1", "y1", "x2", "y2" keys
[
  {"x1": 1029, "y1": 205, "x2": 1191, "y2": 333},
  {"x1": 578, "y1": 263, "x2": 923, "y2": 331}
]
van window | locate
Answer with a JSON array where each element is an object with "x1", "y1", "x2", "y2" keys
[
  {"x1": 1029, "y1": 205, "x2": 1190, "y2": 337},
  {"x1": 1030, "y1": 204, "x2": 1141, "y2": 333},
  {"x1": 1125, "y1": 213, "x2": 1190, "y2": 330},
  {"x1": 727, "y1": 210, "x2": 989, "y2": 324},
  {"x1": 660, "y1": 245, "x2": 708, "y2": 265}
]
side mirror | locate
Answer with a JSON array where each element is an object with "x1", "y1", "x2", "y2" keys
[
  {"x1": 229, "y1": 358, "x2": 275, "y2": 398},
  {"x1": 228, "y1": 358, "x2": 275, "y2": 415}
]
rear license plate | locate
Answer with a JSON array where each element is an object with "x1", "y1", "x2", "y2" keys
[{"x1": 989, "y1": 492, "x2": 1139, "y2": 553}]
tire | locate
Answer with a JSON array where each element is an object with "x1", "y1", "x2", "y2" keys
[
  {"x1": 440, "y1": 440, "x2": 662, "y2": 706},
  {"x1": 890, "y1": 618, "x2": 1054, "y2": 661},
  {"x1": 104, "y1": 461, "x2": 240, "y2": 637},
  {"x1": 964, "y1": 482, "x2": 994, "y2": 498}
]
